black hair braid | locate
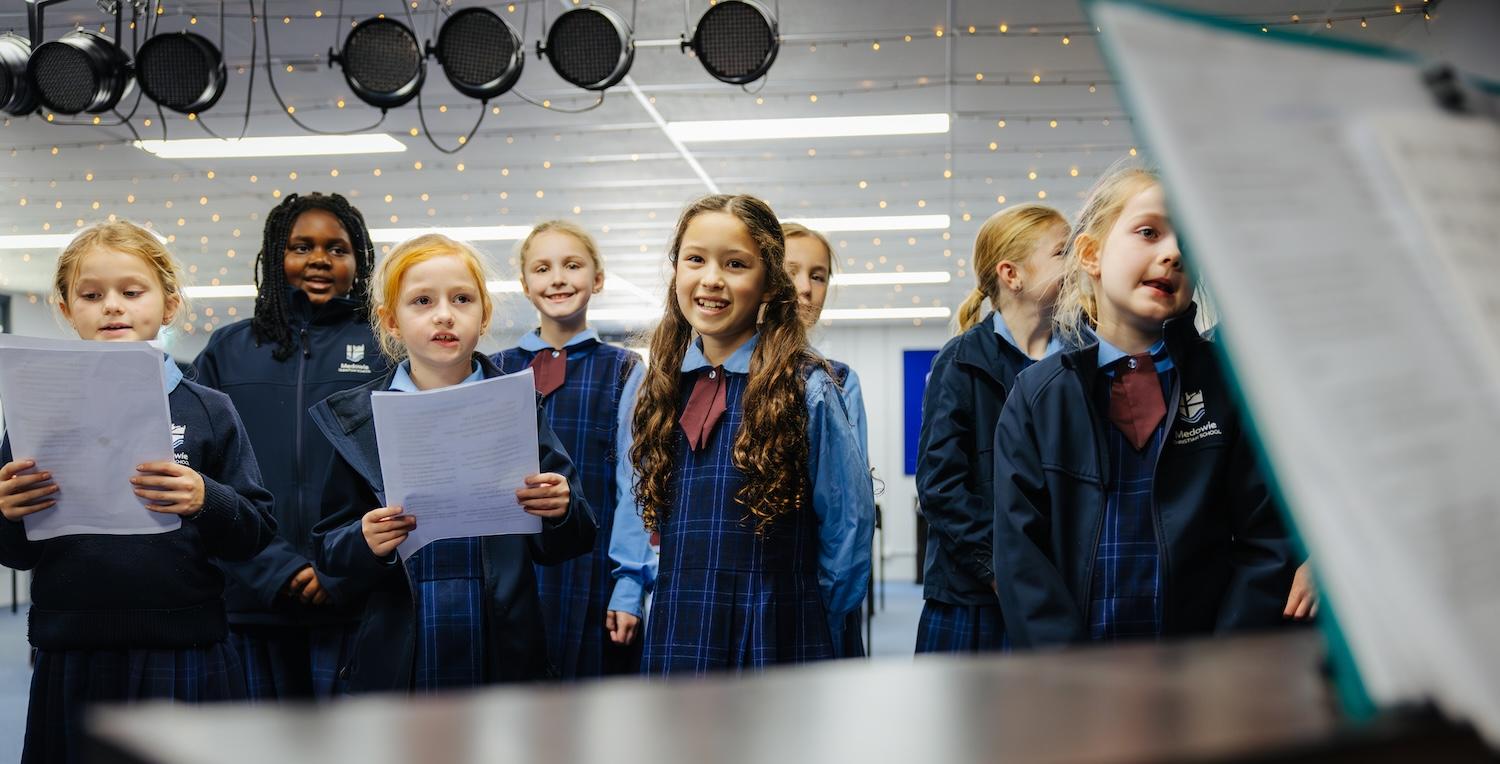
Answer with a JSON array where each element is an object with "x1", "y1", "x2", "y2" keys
[{"x1": 250, "y1": 192, "x2": 377, "y2": 361}]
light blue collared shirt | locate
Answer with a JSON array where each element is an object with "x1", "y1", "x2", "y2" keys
[
  {"x1": 1096, "y1": 336, "x2": 1173, "y2": 374},
  {"x1": 162, "y1": 354, "x2": 183, "y2": 393},
  {"x1": 515, "y1": 328, "x2": 652, "y2": 617},
  {"x1": 389, "y1": 359, "x2": 484, "y2": 392},
  {"x1": 993, "y1": 311, "x2": 1065, "y2": 361},
  {"x1": 606, "y1": 334, "x2": 875, "y2": 631}
]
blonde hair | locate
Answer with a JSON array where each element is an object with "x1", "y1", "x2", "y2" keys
[
  {"x1": 516, "y1": 220, "x2": 603, "y2": 281},
  {"x1": 954, "y1": 204, "x2": 1068, "y2": 333},
  {"x1": 780, "y1": 222, "x2": 835, "y2": 272},
  {"x1": 1054, "y1": 161, "x2": 1162, "y2": 346},
  {"x1": 54, "y1": 220, "x2": 188, "y2": 321},
  {"x1": 370, "y1": 234, "x2": 494, "y2": 362}
]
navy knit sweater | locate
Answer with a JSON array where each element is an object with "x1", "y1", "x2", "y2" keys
[{"x1": 0, "y1": 378, "x2": 277, "y2": 650}]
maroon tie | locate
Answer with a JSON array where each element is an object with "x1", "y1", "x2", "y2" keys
[
  {"x1": 1108, "y1": 353, "x2": 1166, "y2": 451},
  {"x1": 679, "y1": 367, "x2": 728, "y2": 452},
  {"x1": 529, "y1": 348, "x2": 567, "y2": 397}
]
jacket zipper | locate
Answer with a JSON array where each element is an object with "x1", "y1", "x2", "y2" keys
[
  {"x1": 295, "y1": 326, "x2": 309, "y2": 523},
  {"x1": 1148, "y1": 364, "x2": 1181, "y2": 633}
]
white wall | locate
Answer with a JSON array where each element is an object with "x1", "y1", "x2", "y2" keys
[{"x1": 813, "y1": 322, "x2": 951, "y2": 583}]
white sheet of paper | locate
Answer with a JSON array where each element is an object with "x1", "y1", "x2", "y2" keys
[
  {"x1": 371, "y1": 368, "x2": 543, "y2": 560},
  {"x1": 1094, "y1": 1, "x2": 1500, "y2": 743},
  {"x1": 0, "y1": 335, "x2": 180, "y2": 540}
]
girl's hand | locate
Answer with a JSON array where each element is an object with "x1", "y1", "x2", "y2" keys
[
  {"x1": 362, "y1": 506, "x2": 413, "y2": 558},
  {"x1": 0, "y1": 459, "x2": 59, "y2": 521},
  {"x1": 516, "y1": 473, "x2": 570, "y2": 519},
  {"x1": 605, "y1": 611, "x2": 641, "y2": 645},
  {"x1": 131, "y1": 461, "x2": 206, "y2": 516},
  {"x1": 285, "y1": 564, "x2": 331, "y2": 606},
  {"x1": 1284, "y1": 561, "x2": 1319, "y2": 620}
]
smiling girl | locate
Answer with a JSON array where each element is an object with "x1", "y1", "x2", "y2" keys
[
  {"x1": 491, "y1": 221, "x2": 647, "y2": 678},
  {"x1": 990, "y1": 163, "x2": 1295, "y2": 648},
  {"x1": 309, "y1": 234, "x2": 594, "y2": 691},
  {"x1": 621, "y1": 194, "x2": 873, "y2": 674},
  {"x1": 0, "y1": 221, "x2": 276, "y2": 764}
]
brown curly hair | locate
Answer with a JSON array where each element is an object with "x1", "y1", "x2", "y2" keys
[{"x1": 630, "y1": 194, "x2": 820, "y2": 535}]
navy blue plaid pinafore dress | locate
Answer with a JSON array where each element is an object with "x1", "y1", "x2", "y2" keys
[
  {"x1": 495, "y1": 339, "x2": 639, "y2": 677},
  {"x1": 641, "y1": 368, "x2": 834, "y2": 674}
]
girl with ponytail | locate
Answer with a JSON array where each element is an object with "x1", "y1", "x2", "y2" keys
[{"x1": 914, "y1": 203, "x2": 1070, "y2": 654}]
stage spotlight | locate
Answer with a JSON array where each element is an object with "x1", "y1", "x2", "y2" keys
[
  {"x1": 687, "y1": 0, "x2": 778, "y2": 85},
  {"x1": 0, "y1": 33, "x2": 36, "y2": 116},
  {"x1": 333, "y1": 17, "x2": 424, "y2": 110},
  {"x1": 136, "y1": 32, "x2": 226, "y2": 114},
  {"x1": 27, "y1": 29, "x2": 132, "y2": 114},
  {"x1": 541, "y1": 6, "x2": 634, "y2": 91},
  {"x1": 434, "y1": 7, "x2": 524, "y2": 101}
]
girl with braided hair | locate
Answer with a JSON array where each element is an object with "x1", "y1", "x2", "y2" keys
[
  {"x1": 619, "y1": 194, "x2": 873, "y2": 674},
  {"x1": 192, "y1": 192, "x2": 387, "y2": 699}
]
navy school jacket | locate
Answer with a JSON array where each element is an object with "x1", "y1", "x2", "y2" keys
[
  {"x1": 991, "y1": 306, "x2": 1296, "y2": 648},
  {"x1": 0, "y1": 376, "x2": 276, "y2": 649},
  {"x1": 308, "y1": 352, "x2": 596, "y2": 691},
  {"x1": 916, "y1": 312, "x2": 1042, "y2": 607},
  {"x1": 192, "y1": 290, "x2": 389, "y2": 626}
]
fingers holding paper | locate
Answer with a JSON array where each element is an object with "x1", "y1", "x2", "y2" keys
[
  {"x1": 516, "y1": 473, "x2": 570, "y2": 519},
  {"x1": 363, "y1": 505, "x2": 415, "y2": 557},
  {"x1": 131, "y1": 461, "x2": 207, "y2": 516},
  {"x1": 0, "y1": 459, "x2": 59, "y2": 520}
]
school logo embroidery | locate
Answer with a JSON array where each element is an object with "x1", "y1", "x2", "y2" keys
[
  {"x1": 171, "y1": 424, "x2": 191, "y2": 466},
  {"x1": 339, "y1": 344, "x2": 373, "y2": 375},
  {"x1": 1172, "y1": 392, "x2": 1223, "y2": 446},
  {"x1": 1178, "y1": 390, "x2": 1207, "y2": 424}
]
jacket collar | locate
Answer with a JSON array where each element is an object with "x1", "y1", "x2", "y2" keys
[
  {"x1": 322, "y1": 352, "x2": 505, "y2": 436},
  {"x1": 952, "y1": 312, "x2": 1021, "y2": 385},
  {"x1": 1061, "y1": 303, "x2": 1202, "y2": 392},
  {"x1": 286, "y1": 286, "x2": 364, "y2": 327}
]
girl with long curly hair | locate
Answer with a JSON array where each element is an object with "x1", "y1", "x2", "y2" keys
[{"x1": 619, "y1": 194, "x2": 873, "y2": 674}]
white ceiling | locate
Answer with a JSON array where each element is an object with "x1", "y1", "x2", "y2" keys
[{"x1": 0, "y1": 0, "x2": 1449, "y2": 338}]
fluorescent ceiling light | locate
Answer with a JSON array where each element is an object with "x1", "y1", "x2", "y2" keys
[
  {"x1": 370, "y1": 226, "x2": 532, "y2": 244},
  {"x1": 833, "y1": 271, "x2": 951, "y2": 286},
  {"x1": 0, "y1": 230, "x2": 168, "y2": 250},
  {"x1": 821, "y1": 307, "x2": 952, "y2": 321},
  {"x1": 784, "y1": 215, "x2": 950, "y2": 232},
  {"x1": 485, "y1": 280, "x2": 522, "y2": 293},
  {"x1": 666, "y1": 113, "x2": 950, "y2": 142},
  {"x1": 184, "y1": 284, "x2": 257, "y2": 299},
  {"x1": 133, "y1": 134, "x2": 407, "y2": 159}
]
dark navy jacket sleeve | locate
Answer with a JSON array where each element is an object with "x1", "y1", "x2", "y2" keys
[
  {"x1": 195, "y1": 400, "x2": 278, "y2": 562},
  {"x1": 0, "y1": 436, "x2": 45, "y2": 570},
  {"x1": 528, "y1": 400, "x2": 596, "y2": 566},
  {"x1": 190, "y1": 336, "x2": 222, "y2": 388},
  {"x1": 312, "y1": 449, "x2": 402, "y2": 581},
  {"x1": 991, "y1": 390, "x2": 1087, "y2": 648},
  {"x1": 1214, "y1": 429, "x2": 1297, "y2": 632},
  {"x1": 916, "y1": 347, "x2": 996, "y2": 587}
]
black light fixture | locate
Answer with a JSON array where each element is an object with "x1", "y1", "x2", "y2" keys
[
  {"x1": 135, "y1": 32, "x2": 226, "y2": 114},
  {"x1": 540, "y1": 6, "x2": 634, "y2": 91},
  {"x1": 433, "y1": 7, "x2": 524, "y2": 102},
  {"x1": 332, "y1": 17, "x2": 424, "y2": 110},
  {"x1": 0, "y1": 32, "x2": 36, "y2": 116},
  {"x1": 27, "y1": 29, "x2": 132, "y2": 114},
  {"x1": 686, "y1": 0, "x2": 778, "y2": 85}
]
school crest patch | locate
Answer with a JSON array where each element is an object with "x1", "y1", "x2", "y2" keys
[
  {"x1": 1178, "y1": 390, "x2": 1206, "y2": 424},
  {"x1": 171, "y1": 424, "x2": 190, "y2": 466},
  {"x1": 339, "y1": 344, "x2": 373, "y2": 374}
]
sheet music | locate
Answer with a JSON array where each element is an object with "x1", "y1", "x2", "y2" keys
[
  {"x1": 0, "y1": 335, "x2": 180, "y2": 539},
  {"x1": 371, "y1": 368, "x2": 542, "y2": 560},
  {"x1": 1094, "y1": 1, "x2": 1500, "y2": 742}
]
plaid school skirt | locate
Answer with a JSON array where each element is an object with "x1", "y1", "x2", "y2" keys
[
  {"x1": 23, "y1": 641, "x2": 245, "y2": 764},
  {"x1": 914, "y1": 601, "x2": 1009, "y2": 654}
]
